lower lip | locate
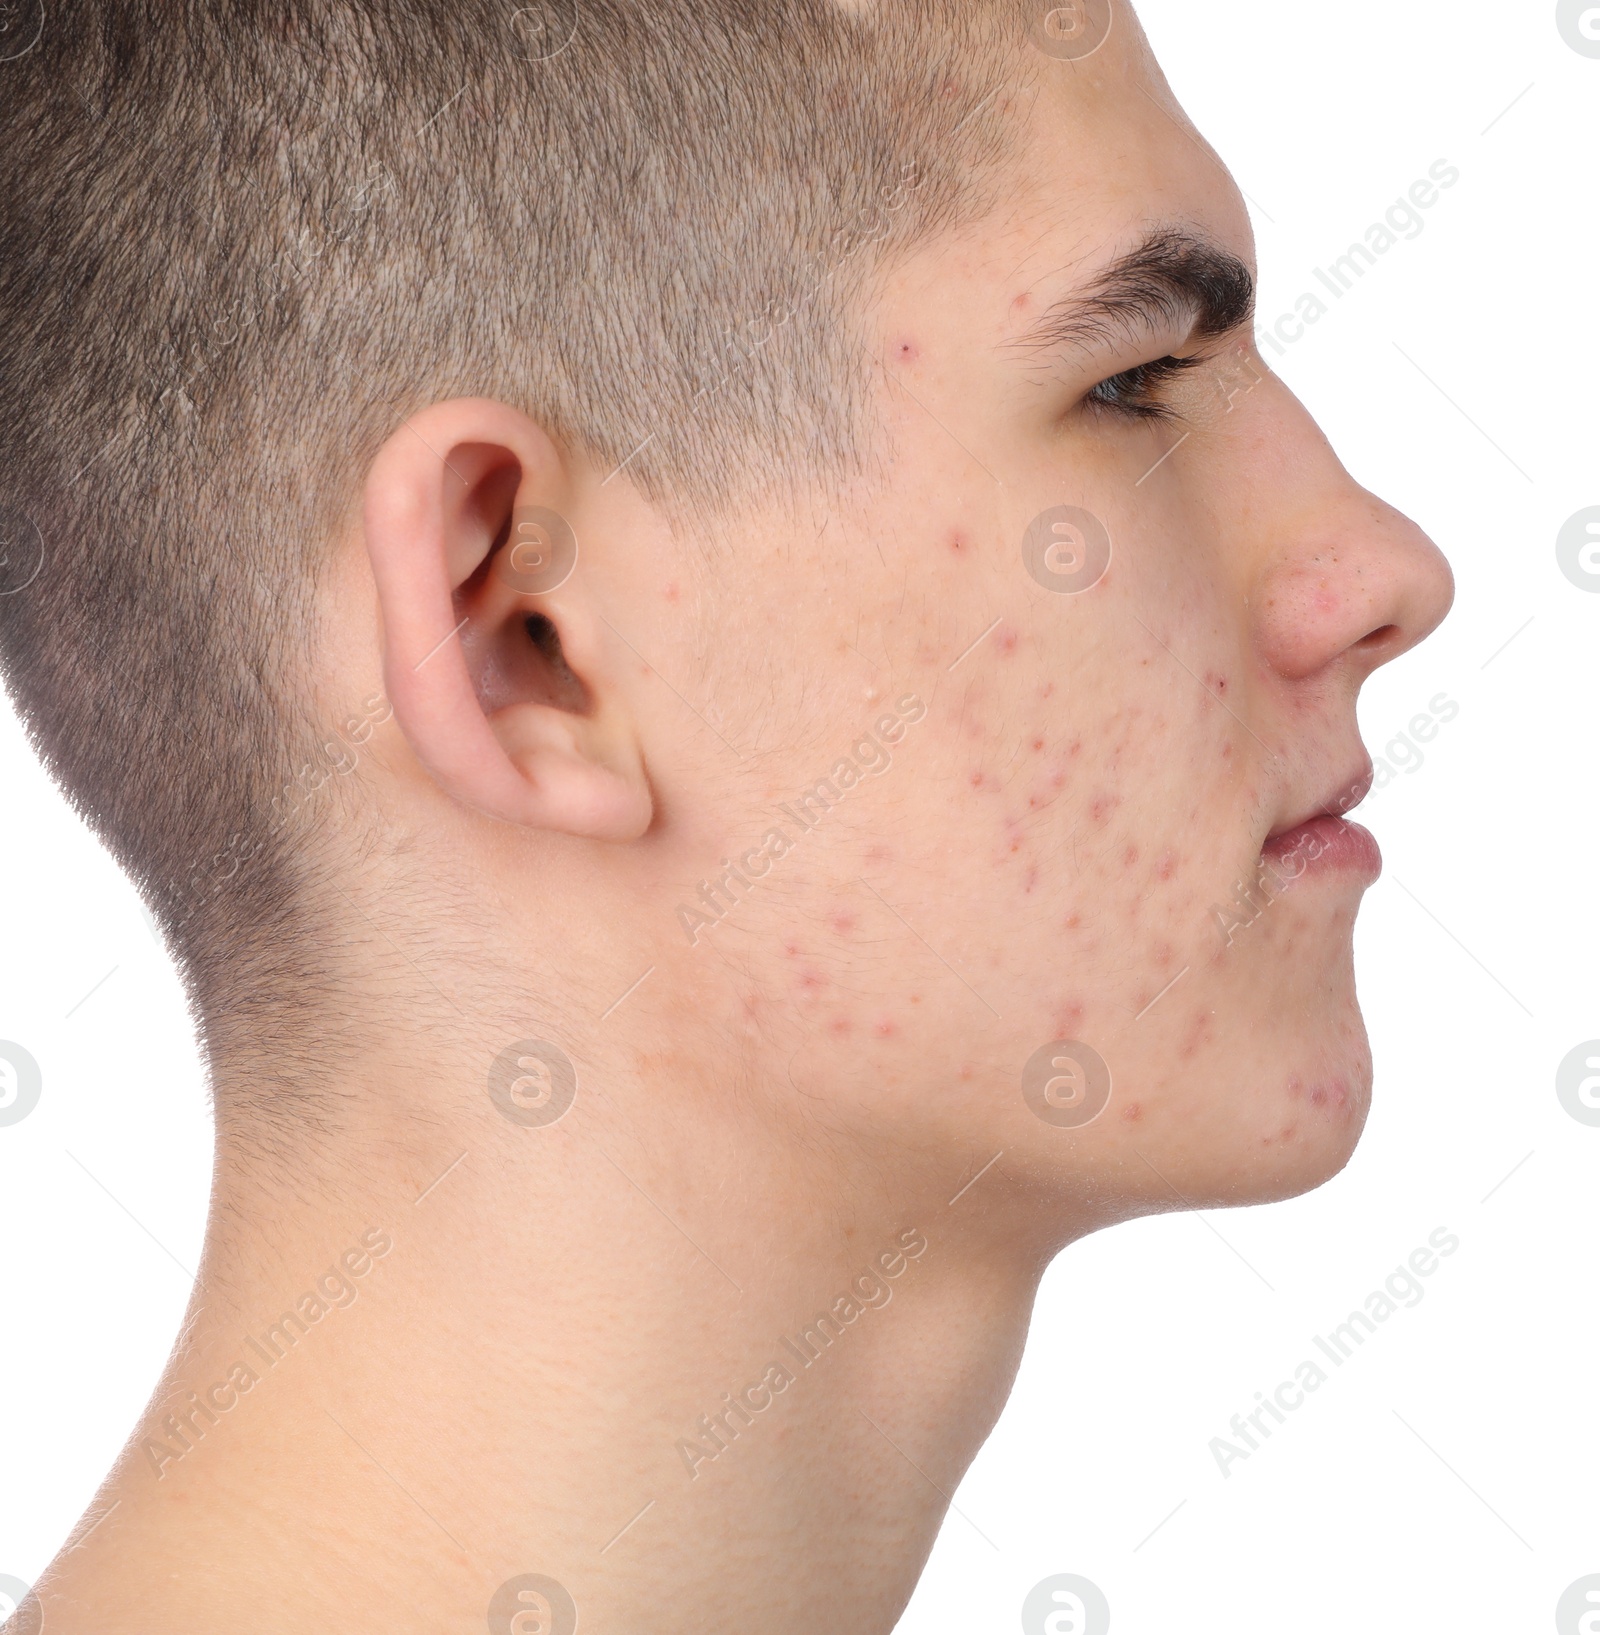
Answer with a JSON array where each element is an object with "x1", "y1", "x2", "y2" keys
[{"x1": 1261, "y1": 815, "x2": 1382, "y2": 882}]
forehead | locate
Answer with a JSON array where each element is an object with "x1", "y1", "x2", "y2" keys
[{"x1": 900, "y1": 14, "x2": 1256, "y2": 333}]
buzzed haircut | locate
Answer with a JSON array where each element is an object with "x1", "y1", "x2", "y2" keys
[{"x1": 0, "y1": 0, "x2": 1025, "y2": 1134}]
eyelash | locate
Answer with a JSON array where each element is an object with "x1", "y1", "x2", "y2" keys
[{"x1": 1084, "y1": 353, "x2": 1203, "y2": 423}]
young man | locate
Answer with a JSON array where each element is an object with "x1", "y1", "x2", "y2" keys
[{"x1": 0, "y1": 0, "x2": 1451, "y2": 1629}]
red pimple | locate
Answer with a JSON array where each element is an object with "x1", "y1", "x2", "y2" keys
[
  {"x1": 995, "y1": 624, "x2": 1019, "y2": 655},
  {"x1": 872, "y1": 1016, "x2": 898, "y2": 1038},
  {"x1": 1121, "y1": 1101, "x2": 1142, "y2": 1124},
  {"x1": 1052, "y1": 1000, "x2": 1085, "y2": 1033}
]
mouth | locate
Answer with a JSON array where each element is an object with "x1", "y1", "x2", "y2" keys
[{"x1": 1261, "y1": 763, "x2": 1382, "y2": 882}]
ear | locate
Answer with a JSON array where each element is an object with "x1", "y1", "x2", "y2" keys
[{"x1": 363, "y1": 398, "x2": 653, "y2": 840}]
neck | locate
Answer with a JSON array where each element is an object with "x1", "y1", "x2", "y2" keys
[{"x1": 37, "y1": 1047, "x2": 1068, "y2": 1634}]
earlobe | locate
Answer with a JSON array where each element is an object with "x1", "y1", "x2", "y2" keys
[{"x1": 362, "y1": 398, "x2": 654, "y2": 841}]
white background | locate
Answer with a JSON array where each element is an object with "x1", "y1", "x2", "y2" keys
[{"x1": 1, "y1": 3, "x2": 1596, "y2": 1631}]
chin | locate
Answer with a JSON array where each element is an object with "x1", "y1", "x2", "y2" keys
[
  {"x1": 1109, "y1": 978, "x2": 1376, "y2": 1215},
  {"x1": 1208, "y1": 1005, "x2": 1376, "y2": 1208}
]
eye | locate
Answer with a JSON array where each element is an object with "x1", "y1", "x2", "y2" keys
[{"x1": 1083, "y1": 353, "x2": 1202, "y2": 422}]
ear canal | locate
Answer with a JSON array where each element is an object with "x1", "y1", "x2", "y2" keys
[{"x1": 524, "y1": 613, "x2": 588, "y2": 712}]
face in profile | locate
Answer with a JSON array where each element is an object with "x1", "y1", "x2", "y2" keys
[{"x1": 590, "y1": 8, "x2": 1453, "y2": 1238}]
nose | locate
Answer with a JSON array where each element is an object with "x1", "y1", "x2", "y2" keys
[{"x1": 1248, "y1": 400, "x2": 1455, "y2": 686}]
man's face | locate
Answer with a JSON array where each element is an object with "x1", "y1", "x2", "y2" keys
[{"x1": 620, "y1": 11, "x2": 1452, "y2": 1229}]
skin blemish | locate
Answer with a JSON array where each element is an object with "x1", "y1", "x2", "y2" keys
[
  {"x1": 1010, "y1": 291, "x2": 1032, "y2": 313},
  {"x1": 1123, "y1": 845, "x2": 1140, "y2": 868},
  {"x1": 948, "y1": 529, "x2": 967, "y2": 554},
  {"x1": 1030, "y1": 736, "x2": 1045, "y2": 753},
  {"x1": 897, "y1": 339, "x2": 920, "y2": 364},
  {"x1": 1022, "y1": 865, "x2": 1039, "y2": 894},
  {"x1": 829, "y1": 1017, "x2": 853, "y2": 1038},
  {"x1": 1179, "y1": 1010, "x2": 1212, "y2": 1061},
  {"x1": 1156, "y1": 853, "x2": 1178, "y2": 882},
  {"x1": 830, "y1": 910, "x2": 857, "y2": 936},
  {"x1": 782, "y1": 937, "x2": 803, "y2": 959},
  {"x1": 872, "y1": 1016, "x2": 898, "y2": 1038},
  {"x1": 1089, "y1": 792, "x2": 1119, "y2": 824},
  {"x1": 995, "y1": 624, "x2": 1019, "y2": 656},
  {"x1": 1052, "y1": 1001, "x2": 1085, "y2": 1034},
  {"x1": 662, "y1": 580, "x2": 680, "y2": 603},
  {"x1": 1120, "y1": 1102, "x2": 1142, "y2": 1123}
]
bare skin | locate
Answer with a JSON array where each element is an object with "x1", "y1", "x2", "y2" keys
[{"x1": 26, "y1": 10, "x2": 1451, "y2": 1634}]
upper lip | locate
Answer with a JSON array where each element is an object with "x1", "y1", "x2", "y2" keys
[{"x1": 1265, "y1": 760, "x2": 1375, "y2": 843}]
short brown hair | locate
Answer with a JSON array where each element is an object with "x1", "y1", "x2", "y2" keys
[{"x1": 0, "y1": 0, "x2": 1025, "y2": 1131}]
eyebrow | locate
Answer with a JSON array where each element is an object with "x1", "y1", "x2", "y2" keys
[{"x1": 1006, "y1": 227, "x2": 1256, "y2": 361}]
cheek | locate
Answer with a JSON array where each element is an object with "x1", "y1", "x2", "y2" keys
[{"x1": 932, "y1": 667, "x2": 1246, "y2": 971}]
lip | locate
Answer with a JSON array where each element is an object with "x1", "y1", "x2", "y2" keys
[
  {"x1": 1266, "y1": 763, "x2": 1375, "y2": 844},
  {"x1": 1261, "y1": 814, "x2": 1382, "y2": 882}
]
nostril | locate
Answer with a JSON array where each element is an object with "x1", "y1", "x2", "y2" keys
[{"x1": 1356, "y1": 623, "x2": 1400, "y2": 653}]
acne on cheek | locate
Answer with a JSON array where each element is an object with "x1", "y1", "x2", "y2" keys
[
  {"x1": 1051, "y1": 1001, "x2": 1085, "y2": 1036},
  {"x1": 1179, "y1": 1008, "x2": 1213, "y2": 1062}
]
